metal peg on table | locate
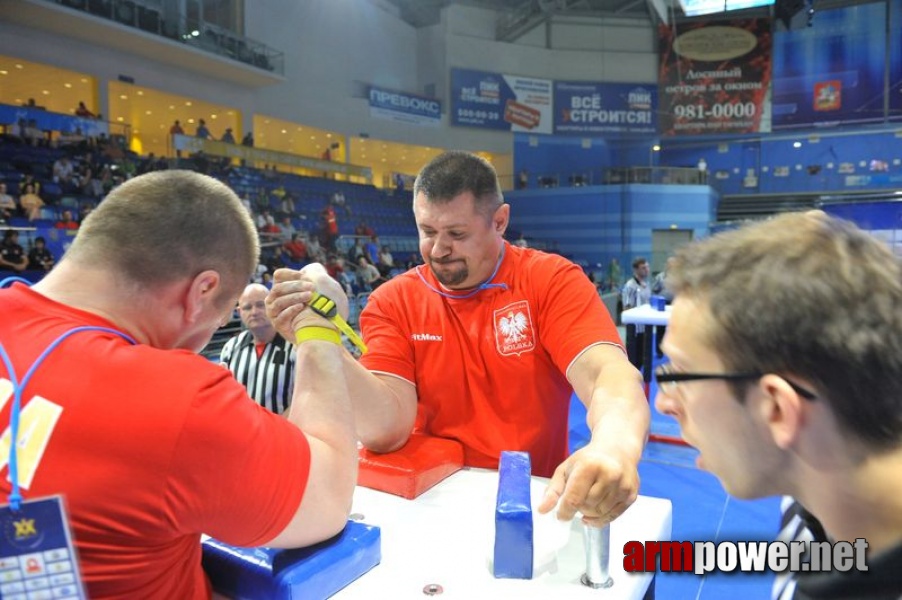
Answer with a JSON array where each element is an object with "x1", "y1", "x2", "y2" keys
[{"x1": 581, "y1": 524, "x2": 614, "y2": 589}]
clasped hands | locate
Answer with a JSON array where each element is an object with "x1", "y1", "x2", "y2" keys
[{"x1": 265, "y1": 264, "x2": 350, "y2": 339}]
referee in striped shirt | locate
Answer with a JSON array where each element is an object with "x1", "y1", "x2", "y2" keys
[{"x1": 220, "y1": 283, "x2": 295, "y2": 414}]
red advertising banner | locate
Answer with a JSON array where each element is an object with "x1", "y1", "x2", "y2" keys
[{"x1": 658, "y1": 18, "x2": 772, "y2": 136}]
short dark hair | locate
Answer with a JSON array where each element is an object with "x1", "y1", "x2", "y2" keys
[
  {"x1": 632, "y1": 257, "x2": 648, "y2": 270},
  {"x1": 669, "y1": 211, "x2": 902, "y2": 450},
  {"x1": 413, "y1": 151, "x2": 503, "y2": 217}
]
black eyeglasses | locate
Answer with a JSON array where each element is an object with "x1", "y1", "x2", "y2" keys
[{"x1": 655, "y1": 364, "x2": 817, "y2": 400}]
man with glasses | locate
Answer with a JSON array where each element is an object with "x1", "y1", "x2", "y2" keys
[{"x1": 655, "y1": 211, "x2": 902, "y2": 598}]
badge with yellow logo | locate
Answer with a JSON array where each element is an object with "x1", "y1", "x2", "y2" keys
[{"x1": 0, "y1": 496, "x2": 87, "y2": 598}]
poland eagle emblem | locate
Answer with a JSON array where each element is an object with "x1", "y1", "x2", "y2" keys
[{"x1": 494, "y1": 300, "x2": 535, "y2": 356}]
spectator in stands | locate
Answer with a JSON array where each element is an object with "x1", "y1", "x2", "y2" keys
[
  {"x1": 75, "y1": 101, "x2": 96, "y2": 118},
  {"x1": 219, "y1": 283, "x2": 295, "y2": 415},
  {"x1": 195, "y1": 119, "x2": 211, "y2": 139},
  {"x1": 306, "y1": 234, "x2": 326, "y2": 264},
  {"x1": 513, "y1": 234, "x2": 528, "y2": 248},
  {"x1": 55, "y1": 210, "x2": 79, "y2": 230},
  {"x1": 0, "y1": 229, "x2": 27, "y2": 273},
  {"x1": 53, "y1": 156, "x2": 79, "y2": 192},
  {"x1": 19, "y1": 184, "x2": 45, "y2": 222},
  {"x1": 278, "y1": 194, "x2": 296, "y2": 220},
  {"x1": 241, "y1": 131, "x2": 254, "y2": 147},
  {"x1": 270, "y1": 151, "x2": 648, "y2": 525},
  {"x1": 170, "y1": 120, "x2": 184, "y2": 157},
  {"x1": 517, "y1": 169, "x2": 529, "y2": 190},
  {"x1": 364, "y1": 235, "x2": 380, "y2": 265},
  {"x1": 18, "y1": 174, "x2": 41, "y2": 198},
  {"x1": 279, "y1": 216, "x2": 297, "y2": 243},
  {"x1": 0, "y1": 183, "x2": 17, "y2": 222},
  {"x1": 283, "y1": 233, "x2": 308, "y2": 265},
  {"x1": 260, "y1": 213, "x2": 281, "y2": 237},
  {"x1": 27, "y1": 236, "x2": 55, "y2": 272},
  {"x1": 622, "y1": 257, "x2": 651, "y2": 369},
  {"x1": 79, "y1": 205, "x2": 94, "y2": 224},
  {"x1": 656, "y1": 211, "x2": 902, "y2": 599},
  {"x1": 78, "y1": 154, "x2": 103, "y2": 198},
  {"x1": 347, "y1": 237, "x2": 367, "y2": 264},
  {"x1": 24, "y1": 119, "x2": 44, "y2": 146},
  {"x1": 221, "y1": 128, "x2": 236, "y2": 144},
  {"x1": 57, "y1": 127, "x2": 91, "y2": 152},
  {"x1": 377, "y1": 244, "x2": 394, "y2": 277},
  {"x1": 326, "y1": 255, "x2": 354, "y2": 296},
  {"x1": 0, "y1": 170, "x2": 358, "y2": 596},
  {"x1": 320, "y1": 203, "x2": 339, "y2": 252},
  {"x1": 331, "y1": 190, "x2": 351, "y2": 217},
  {"x1": 403, "y1": 252, "x2": 420, "y2": 270},
  {"x1": 355, "y1": 255, "x2": 383, "y2": 292},
  {"x1": 354, "y1": 221, "x2": 374, "y2": 238}
]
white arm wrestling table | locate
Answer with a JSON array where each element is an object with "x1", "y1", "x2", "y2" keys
[
  {"x1": 620, "y1": 305, "x2": 672, "y2": 386},
  {"x1": 334, "y1": 468, "x2": 673, "y2": 599}
]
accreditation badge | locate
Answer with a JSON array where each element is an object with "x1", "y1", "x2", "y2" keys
[{"x1": 0, "y1": 496, "x2": 87, "y2": 599}]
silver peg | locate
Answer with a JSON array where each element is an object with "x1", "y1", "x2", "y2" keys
[{"x1": 581, "y1": 524, "x2": 614, "y2": 589}]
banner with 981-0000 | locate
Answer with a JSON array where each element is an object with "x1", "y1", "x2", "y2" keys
[{"x1": 658, "y1": 18, "x2": 772, "y2": 136}]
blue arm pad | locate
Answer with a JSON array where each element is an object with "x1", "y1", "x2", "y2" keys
[
  {"x1": 202, "y1": 520, "x2": 381, "y2": 599},
  {"x1": 493, "y1": 451, "x2": 534, "y2": 579}
]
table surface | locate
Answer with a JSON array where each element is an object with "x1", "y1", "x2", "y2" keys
[
  {"x1": 335, "y1": 468, "x2": 673, "y2": 599},
  {"x1": 620, "y1": 305, "x2": 671, "y2": 327}
]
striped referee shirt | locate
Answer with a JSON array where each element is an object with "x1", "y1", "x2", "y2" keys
[{"x1": 220, "y1": 330, "x2": 295, "y2": 414}]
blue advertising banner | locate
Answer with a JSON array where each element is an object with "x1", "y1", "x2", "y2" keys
[
  {"x1": 772, "y1": 2, "x2": 888, "y2": 129},
  {"x1": 553, "y1": 82, "x2": 657, "y2": 135},
  {"x1": 368, "y1": 86, "x2": 441, "y2": 127},
  {"x1": 0, "y1": 104, "x2": 109, "y2": 137},
  {"x1": 450, "y1": 68, "x2": 553, "y2": 134}
]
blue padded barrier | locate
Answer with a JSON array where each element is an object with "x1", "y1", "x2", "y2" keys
[
  {"x1": 493, "y1": 451, "x2": 533, "y2": 579},
  {"x1": 202, "y1": 520, "x2": 381, "y2": 599}
]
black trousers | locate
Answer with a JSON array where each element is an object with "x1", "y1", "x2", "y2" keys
[{"x1": 625, "y1": 324, "x2": 645, "y2": 369}]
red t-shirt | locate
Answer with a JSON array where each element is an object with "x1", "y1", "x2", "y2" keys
[
  {"x1": 323, "y1": 207, "x2": 338, "y2": 235},
  {"x1": 0, "y1": 285, "x2": 310, "y2": 599},
  {"x1": 359, "y1": 243, "x2": 622, "y2": 477}
]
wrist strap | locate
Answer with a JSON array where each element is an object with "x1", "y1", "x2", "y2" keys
[
  {"x1": 308, "y1": 292, "x2": 368, "y2": 354},
  {"x1": 295, "y1": 326, "x2": 342, "y2": 346}
]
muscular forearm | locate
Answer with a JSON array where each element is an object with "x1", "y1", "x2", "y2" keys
[
  {"x1": 288, "y1": 342, "x2": 357, "y2": 505},
  {"x1": 342, "y1": 352, "x2": 416, "y2": 453},
  {"x1": 585, "y1": 361, "x2": 649, "y2": 463}
]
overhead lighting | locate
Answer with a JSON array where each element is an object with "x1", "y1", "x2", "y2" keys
[
  {"x1": 120, "y1": 94, "x2": 128, "y2": 99},
  {"x1": 145, "y1": 110, "x2": 152, "y2": 115},
  {"x1": 0, "y1": 70, "x2": 7, "y2": 75},
  {"x1": 186, "y1": 101, "x2": 192, "y2": 106},
  {"x1": 137, "y1": 90, "x2": 144, "y2": 96},
  {"x1": 64, "y1": 83, "x2": 72, "y2": 88},
  {"x1": 42, "y1": 90, "x2": 49, "y2": 95},
  {"x1": 15, "y1": 64, "x2": 23, "y2": 69},
  {"x1": 793, "y1": 141, "x2": 802, "y2": 148}
]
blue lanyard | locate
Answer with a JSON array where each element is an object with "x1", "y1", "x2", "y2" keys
[
  {"x1": 415, "y1": 243, "x2": 509, "y2": 300},
  {"x1": 0, "y1": 278, "x2": 136, "y2": 510}
]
